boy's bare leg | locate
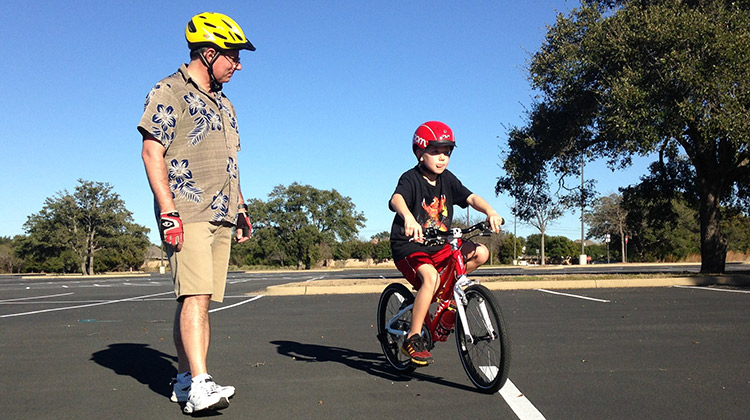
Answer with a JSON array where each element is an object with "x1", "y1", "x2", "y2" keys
[
  {"x1": 409, "y1": 264, "x2": 440, "y2": 337},
  {"x1": 462, "y1": 242, "x2": 489, "y2": 273}
]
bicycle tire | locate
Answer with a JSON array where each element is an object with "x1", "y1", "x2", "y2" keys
[
  {"x1": 376, "y1": 283, "x2": 417, "y2": 373},
  {"x1": 455, "y1": 284, "x2": 510, "y2": 393}
]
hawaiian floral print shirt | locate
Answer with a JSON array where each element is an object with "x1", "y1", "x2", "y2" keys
[{"x1": 138, "y1": 64, "x2": 242, "y2": 225}]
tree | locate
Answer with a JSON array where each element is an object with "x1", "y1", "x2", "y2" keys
[
  {"x1": 526, "y1": 234, "x2": 578, "y2": 264},
  {"x1": 495, "y1": 233, "x2": 525, "y2": 265},
  {"x1": 241, "y1": 183, "x2": 366, "y2": 269},
  {"x1": 587, "y1": 193, "x2": 629, "y2": 262},
  {"x1": 496, "y1": 174, "x2": 564, "y2": 266},
  {"x1": 0, "y1": 236, "x2": 23, "y2": 273},
  {"x1": 371, "y1": 231, "x2": 390, "y2": 241},
  {"x1": 20, "y1": 180, "x2": 150, "y2": 274},
  {"x1": 503, "y1": 0, "x2": 750, "y2": 272}
]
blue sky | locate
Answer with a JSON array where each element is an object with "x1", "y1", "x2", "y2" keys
[{"x1": 1, "y1": 0, "x2": 653, "y2": 245}]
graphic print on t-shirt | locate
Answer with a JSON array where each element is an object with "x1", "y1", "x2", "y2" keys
[{"x1": 422, "y1": 195, "x2": 448, "y2": 231}]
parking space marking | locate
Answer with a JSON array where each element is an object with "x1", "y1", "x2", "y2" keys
[
  {"x1": 209, "y1": 295, "x2": 264, "y2": 313},
  {"x1": 0, "y1": 292, "x2": 74, "y2": 303},
  {"x1": 536, "y1": 289, "x2": 611, "y2": 303},
  {"x1": 0, "y1": 291, "x2": 173, "y2": 319},
  {"x1": 499, "y1": 379, "x2": 547, "y2": 419},
  {"x1": 674, "y1": 285, "x2": 750, "y2": 294}
]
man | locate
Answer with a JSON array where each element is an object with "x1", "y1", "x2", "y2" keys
[{"x1": 139, "y1": 12, "x2": 254, "y2": 414}]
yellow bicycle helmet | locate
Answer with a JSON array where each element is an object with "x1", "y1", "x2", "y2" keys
[{"x1": 186, "y1": 12, "x2": 255, "y2": 51}]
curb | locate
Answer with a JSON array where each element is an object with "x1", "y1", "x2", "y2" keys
[{"x1": 260, "y1": 274, "x2": 750, "y2": 296}]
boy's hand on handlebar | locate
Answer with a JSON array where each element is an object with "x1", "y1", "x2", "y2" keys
[
  {"x1": 486, "y1": 213, "x2": 504, "y2": 233},
  {"x1": 404, "y1": 217, "x2": 424, "y2": 242}
]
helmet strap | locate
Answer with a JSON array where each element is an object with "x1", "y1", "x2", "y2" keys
[{"x1": 198, "y1": 50, "x2": 223, "y2": 92}]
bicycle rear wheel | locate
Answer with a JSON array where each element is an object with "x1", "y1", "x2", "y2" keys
[
  {"x1": 376, "y1": 283, "x2": 416, "y2": 373},
  {"x1": 455, "y1": 284, "x2": 510, "y2": 393}
]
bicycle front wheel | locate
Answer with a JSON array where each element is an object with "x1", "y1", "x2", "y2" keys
[
  {"x1": 455, "y1": 284, "x2": 510, "y2": 393},
  {"x1": 376, "y1": 283, "x2": 416, "y2": 373}
]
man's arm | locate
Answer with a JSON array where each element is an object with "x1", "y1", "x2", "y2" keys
[
  {"x1": 142, "y1": 135, "x2": 183, "y2": 251},
  {"x1": 235, "y1": 174, "x2": 252, "y2": 243},
  {"x1": 141, "y1": 137, "x2": 174, "y2": 211}
]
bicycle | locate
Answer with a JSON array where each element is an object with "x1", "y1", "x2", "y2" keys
[{"x1": 376, "y1": 221, "x2": 511, "y2": 394}]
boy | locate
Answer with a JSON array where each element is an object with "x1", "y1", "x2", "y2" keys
[{"x1": 389, "y1": 121, "x2": 504, "y2": 366}]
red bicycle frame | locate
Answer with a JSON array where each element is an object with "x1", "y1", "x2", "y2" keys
[{"x1": 423, "y1": 233, "x2": 468, "y2": 343}]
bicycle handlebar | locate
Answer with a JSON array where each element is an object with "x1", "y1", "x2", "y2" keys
[{"x1": 422, "y1": 221, "x2": 493, "y2": 246}]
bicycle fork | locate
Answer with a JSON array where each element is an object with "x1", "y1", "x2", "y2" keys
[{"x1": 454, "y1": 278, "x2": 498, "y2": 344}]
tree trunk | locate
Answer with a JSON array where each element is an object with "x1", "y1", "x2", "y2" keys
[{"x1": 698, "y1": 189, "x2": 726, "y2": 273}]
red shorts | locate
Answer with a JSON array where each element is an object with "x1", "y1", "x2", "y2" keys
[{"x1": 395, "y1": 241, "x2": 461, "y2": 290}]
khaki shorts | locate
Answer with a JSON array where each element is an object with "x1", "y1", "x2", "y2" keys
[{"x1": 166, "y1": 221, "x2": 233, "y2": 302}]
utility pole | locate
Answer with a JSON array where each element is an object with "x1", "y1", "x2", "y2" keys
[
  {"x1": 513, "y1": 198, "x2": 517, "y2": 265},
  {"x1": 579, "y1": 154, "x2": 586, "y2": 265}
]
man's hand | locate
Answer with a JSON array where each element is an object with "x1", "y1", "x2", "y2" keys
[
  {"x1": 160, "y1": 211, "x2": 184, "y2": 251},
  {"x1": 236, "y1": 206, "x2": 252, "y2": 243}
]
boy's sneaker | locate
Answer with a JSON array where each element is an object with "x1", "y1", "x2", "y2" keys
[
  {"x1": 182, "y1": 376, "x2": 231, "y2": 414},
  {"x1": 401, "y1": 333, "x2": 434, "y2": 366},
  {"x1": 170, "y1": 374, "x2": 235, "y2": 403}
]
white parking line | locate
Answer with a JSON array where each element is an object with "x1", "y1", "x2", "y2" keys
[
  {"x1": 0, "y1": 292, "x2": 74, "y2": 303},
  {"x1": 536, "y1": 289, "x2": 611, "y2": 303},
  {"x1": 674, "y1": 285, "x2": 750, "y2": 294},
  {"x1": 500, "y1": 379, "x2": 546, "y2": 419},
  {"x1": 209, "y1": 295, "x2": 264, "y2": 313},
  {"x1": 0, "y1": 291, "x2": 173, "y2": 318}
]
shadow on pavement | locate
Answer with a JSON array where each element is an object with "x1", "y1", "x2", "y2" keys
[
  {"x1": 91, "y1": 343, "x2": 178, "y2": 398},
  {"x1": 270, "y1": 340, "x2": 476, "y2": 392}
]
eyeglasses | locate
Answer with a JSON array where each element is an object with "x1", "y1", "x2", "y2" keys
[{"x1": 222, "y1": 53, "x2": 241, "y2": 68}]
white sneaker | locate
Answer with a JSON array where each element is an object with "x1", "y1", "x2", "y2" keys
[
  {"x1": 182, "y1": 376, "x2": 230, "y2": 414},
  {"x1": 171, "y1": 374, "x2": 235, "y2": 403}
]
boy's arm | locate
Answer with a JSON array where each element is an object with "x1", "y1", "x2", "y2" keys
[
  {"x1": 466, "y1": 194, "x2": 504, "y2": 233},
  {"x1": 390, "y1": 193, "x2": 423, "y2": 241}
]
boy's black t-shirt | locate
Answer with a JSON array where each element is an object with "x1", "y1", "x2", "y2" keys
[{"x1": 389, "y1": 165, "x2": 472, "y2": 262}]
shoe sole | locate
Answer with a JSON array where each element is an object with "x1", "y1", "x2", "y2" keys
[
  {"x1": 184, "y1": 396, "x2": 230, "y2": 414},
  {"x1": 400, "y1": 348, "x2": 433, "y2": 366},
  {"x1": 172, "y1": 389, "x2": 234, "y2": 403}
]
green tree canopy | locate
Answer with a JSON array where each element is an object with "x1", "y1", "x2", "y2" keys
[
  {"x1": 19, "y1": 180, "x2": 150, "y2": 274},
  {"x1": 501, "y1": 0, "x2": 750, "y2": 272},
  {"x1": 586, "y1": 193, "x2": 629, "y2": 262},
  {"x1": 238, "y1": 183, "x2": 366, "y2": 269}
]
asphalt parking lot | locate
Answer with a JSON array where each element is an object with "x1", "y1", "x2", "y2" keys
[{"x1": 1, "y1": 273, "x2": 749, "y2": 419}]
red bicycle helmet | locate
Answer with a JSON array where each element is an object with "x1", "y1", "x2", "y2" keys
[{"x1": 412, "y1": 121, "x2": 456, "y2": 155}]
